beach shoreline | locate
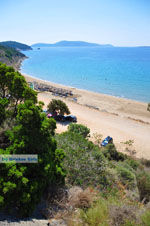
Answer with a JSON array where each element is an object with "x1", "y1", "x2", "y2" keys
[
  {"x1": 23, "y1": 73, "x2": 150, "y2": 159},
  {"x1": 23, "y1": 73, "x2": 149, "y2": 120}
]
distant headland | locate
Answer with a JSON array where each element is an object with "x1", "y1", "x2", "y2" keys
[
  {"x1": 31, "y1": 41, "x2": 114, "y2": 48},
  {"x1": 0, "y1": 41, "x2": 31, "y2": 70},
  {"x1": 0, "y1": 41, "x2": 32, "y2": 51}
]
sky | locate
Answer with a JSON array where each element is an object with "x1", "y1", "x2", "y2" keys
[{"x1": 0, "y1": 0, "x2": 150, "y2": 46}]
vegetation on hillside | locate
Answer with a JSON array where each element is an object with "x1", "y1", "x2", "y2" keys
[
  {"x1": 0, "y1": 63, "x2": 65, "y2": 217},
  {"x1": 0, "y1": 41, "x2": 32, "y2": 50},
  {"x1": 55, "y1": 126, "x2": 150, "y2": 225},
  {"x1": 0, "y1": 63, "x2": 150, "y2": 224},
  {"x1": 0, "y1": 45, "x2": 26, "y2": 68},
  {"x1": 68, "y1": 123, "x2": 90, "y2": 138}
]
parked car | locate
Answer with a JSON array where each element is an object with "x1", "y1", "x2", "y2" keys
[
  {"x1": 101, "y1": 136, "x2": 113, "y2": 147},
  {"x1": 54, "y1": 115, "x2": 65, "y2": 122},
  {"x1": 64, "y1": 115, "x2": 77, "y2": 122},
  {"x1": 50, "y1": 114, "x2": 77, "y2": 123}
]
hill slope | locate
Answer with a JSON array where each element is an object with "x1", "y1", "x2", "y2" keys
[
  {"x1": 32, "y1": 41, "x2": 113, "y2": 48},
  {"x1": 0, "y1": 41, "x2": 32, "y2": 50},
  {"x1": 0, "y1": 45, "x2": 26, "y2": 70}
]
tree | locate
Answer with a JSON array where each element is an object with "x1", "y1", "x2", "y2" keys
[
  {"x1": 68, "y1": 123, "x2": 90, "y2": 138},
  {"x1": 0, "y1": 63, "x2": 65, "y2": 217},
  {"x1": 56, "y1": 131, "x2": 106, "y2": 188},
  {"x1": 0, "y1": 62, "x2": 14, "y2": 98},
  {"x1": 0, "y1": 62, "x2": 37, "y2": 122},
  {"x1": 0, "y1": 100, "x2": 65, "y2": 217},
  {"x1": 47, "y1": 99, "x2": 70, "y2": 115},
  {"x1": 0, "y1": 98, "x2": 9, "y2": 126},
  {"x1": 147, "y1": 103, "x2": 150, "y2": 112}
]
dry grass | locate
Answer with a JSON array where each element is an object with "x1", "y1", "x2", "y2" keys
[
  {"x1": 68, "y1": 187, "x2": 98, "y2": 210},
  {"x1": 46, "y1": 186, "x2": 99, "y2": 225}
]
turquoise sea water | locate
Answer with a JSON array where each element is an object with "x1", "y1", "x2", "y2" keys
[{"x1": 21, "y1": 47, "x2": 150, "y2": 102}]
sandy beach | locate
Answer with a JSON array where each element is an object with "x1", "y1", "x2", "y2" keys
[{"x1": 24, "y1": 74, "x2": 150, "y2": 159}]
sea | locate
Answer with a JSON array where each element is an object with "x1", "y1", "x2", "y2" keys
[{"x1": 21, "y1": 46, "x2": 150, "y2": 103}]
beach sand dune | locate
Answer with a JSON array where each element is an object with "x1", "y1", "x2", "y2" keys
[{"x1": 25, "y1": 74, "x2": 150, "y2": 159}]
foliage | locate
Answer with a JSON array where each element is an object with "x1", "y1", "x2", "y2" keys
[
  {"x1": 0, "y1": 62, "x2": 37, "y2": 120},
  {"x1": 56, "y1": 132, "x2": 107, "y2": 188},
  {"x1": 147, "y1": 103, "x2": 150, "y2": 112},
  {"x1": 69, "y1": 193, "x2": 139, "y2": 226},
  {"x1": 121, "y1": 140, "x2": 136, "y2": 157},
  {"x1": 0, "y1": 100, "x2": 65, "y2": 217},
  {"x1": 122, "y1": 140, "x2": 134, "y2": 146},
  {"x1": 124, "y1": 158, "x2": 140, "y2": 171},
  {"x1": 47, "y1": 99, "x2": 70, "y2": 115},
  {"x1": 140, "y1": 158, "x2": 150, "y2": 168},
  {"x1": 68, "y1": 123, "x2": 90, "y2": 138},
  {"x1": 0, "y1": 98, "x2": 9, "y2": 126},
  {"x1": 0, "y1": 131, "x2": 10, "y2": 149},
  {"x1": 0, "y1": 41, "x2": 32, "y2": 50},
  {"x1": 116, "y1": 164, "x2": 136, "y2": 189},
  {"x1": 0, "y1": 45, "x2": 25, "y2": 65},
  {"x1": 92, "y1": 132, "x2": 103, "y2": 146},
  {"x1": 79, "y1": 198, "x2": 109, "y2": 226},
  {"x1": 68, "y1": 190, "x2": 149, "y2": 226},
  {"x1": 102, "y1": 144, "x2": 127, "y2": 161},
  {"x1": 0, "y1": 64, "x2": 65, "y2": 217},
  {"x1": 141, "y1": 209, "x2": 150, "y2": 226},
  {"x1": 136, "y1": 170, "x2": 150, "y2": 203}
]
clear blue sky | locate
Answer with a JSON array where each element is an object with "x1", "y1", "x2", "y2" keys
[{"x1": 0, "y1": 0, "x2": 150, "y2": 46}]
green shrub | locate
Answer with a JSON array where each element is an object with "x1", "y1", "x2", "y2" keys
[
  {"x1": 141, "y1": 209, "x2": 150, "y2": 226},
  {"x1": 124, "y1": 158, "x2": 140, "y2": 171},
  {"x1": 141, "y1": 158, "x2": 150, "y2": 168},
  {"x1": 116, "y1": 165, "x2": 136, "y2": 189},
  {"x1": 102, "y1": 144, "x2": 127, "y2": 161},
  {"x1": 56, "y1": 132, "x2": 108, "y2": 188},
  {"x1": 0, "y1": 101, "x2": 65, "y2": 217},
  {"x1": 79, "y1": 198, "x2": 109, "y2": 226},
  {"x1": 0, "y1": 98, "x2": 9, "y2": 126},
  {"x1": 136, "y1": 170, "x2": 150, "y2": 203},
  {"x1": 68, "y1": 123, "x2": 90, "y2": 138},
  {"x1": 47, "y1": 99, "x2": 70, "y2": 115}
]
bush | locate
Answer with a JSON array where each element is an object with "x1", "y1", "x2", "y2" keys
[
  {"x1": 56, "y1": 132, "x2": 108, "y2": 188},
  {"x1": 141, "y1": 209, "x2": 150, "y2": 225},
  {"x1": 0, "y1": 98, "x2": 9, "y2": 126},
  {"x1": 136, "y1": 170, "x2": 150, "y2": 203},
  {"x1": 0, "y1": 101, "x2": 65, "y2": 217},
  {"x1": 0, "y1": 63, "x2": 37, "y2": 123},
  {"x1": 141, "y1": 158, "x2": 150, "y2": 168},
  {"x1": 109, "y1": 204, "x2": 139, "y2": 226},
  {"x1": 68, "y1": 123, "x2": 90, "y2": 138},
  {"x1": 47, "y1": 99, "x2": 70, "y2": 115},
  {"x1": 102, "y1": 144, "x2": 127, "y2": 161},
  {"x1": 79, "y1": 198, "x2": 109, "y2": 226},
  {"x1": 116, "y1": 165, "x2": 136, "y2": 189},
  {"x1": 124, "y1": 158, "x2": 140, "y2": 171}
]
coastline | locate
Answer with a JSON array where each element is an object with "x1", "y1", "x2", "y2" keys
[
  {"x1": 14, "y1": 57, "x2": 27, "y2": 71},
  {"x1": 23, "y1": 72, "x2": 150, "y2": 159},
  {"x1": 23, "y1": 73, "x2": 149, "y2": 121}
]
